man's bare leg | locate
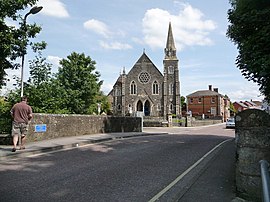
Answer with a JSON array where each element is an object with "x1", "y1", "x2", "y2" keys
[
  {"x1": 12, "y1": 135, "x2": 18, "y2": 152},
  {"x1": 20, "y1": 135, "x2": 26, "y2": 150}
]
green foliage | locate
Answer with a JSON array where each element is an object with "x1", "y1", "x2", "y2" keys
[
  {"x1": 0, "y1": 0, "x2": 41, "y2": 89},
  {"x1": 227, "y1": 0, "x2": 270, "y2": 101},
  {"x1": 5, "y1": 51, "x2": 110, "y2": 116},
  {"x1": 0, "y1": 97, "x2": 12, "y2": 133},
  {"x1": 56, "y1": 52, "x2": 104, "y2": 114}
]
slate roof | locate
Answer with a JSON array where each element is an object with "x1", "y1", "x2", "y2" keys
[{"x1": 186, "y1": 90, "x2": 222, "y2": 97}]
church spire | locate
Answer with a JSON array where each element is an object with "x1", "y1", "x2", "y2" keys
[{"x1": 164, "y1": 22, "x2": 177, "y2": 59}]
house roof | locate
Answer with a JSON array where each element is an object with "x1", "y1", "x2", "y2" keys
[
  {"x1": 234, "y1": 101, "x2": 248, "y2": 108},
  {"x1": 186, "y1": 90, "x2": 222, "y2": 97}
]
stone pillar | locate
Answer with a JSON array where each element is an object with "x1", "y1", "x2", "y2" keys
[
  {"x1": 167, "y1": 114, "x2": 172, "y2": 127},
  {"x1": 235, "y1": 109, "x2": 270, "y2": 201}
]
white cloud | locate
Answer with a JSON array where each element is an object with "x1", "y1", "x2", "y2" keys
[
  {"x1": 47, "y1": 55, "x2": 62, "y2": 73},
  {"x1": 83, "y1": 19, "x2": 112, "y2": 38},
  {"x1": 37, "y1": 0, "x2": 69, "y2": 18},
  {"x1": 47, "y1": 55, "x2": 61, "y2": 66},
  {"x1": 142, "y1": 4, "x2": 216, "y2": 50},
  {"x1": 99, "y1": 41, "x2": 132, "y2": 50}
]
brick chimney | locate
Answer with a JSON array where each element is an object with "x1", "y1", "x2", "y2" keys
[
  {"x1": 214, "y1": 88, "x2": 219, "y2": 93},
  {"x1": 208, "y1": 85, "x2": 212, "y2": 91}
]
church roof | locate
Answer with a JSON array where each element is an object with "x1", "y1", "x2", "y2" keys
[{"x1": 128, "y1": 52, "x2": 163, "y2": 77}]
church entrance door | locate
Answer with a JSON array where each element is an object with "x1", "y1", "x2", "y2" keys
[
  {"x1": 137, "y1": 100, "x2": 143, "y2": 112},
  {"x1": 144, "y1": 100, "x2": 150, "y2": 116}
]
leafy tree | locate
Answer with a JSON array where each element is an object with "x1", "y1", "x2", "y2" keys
[
  {"x1": 0, "y1": 0, "x2": 40, "y2": 90},
  {"x1": 227, "y1": 0, "x2": 270, "y2": 101},
  {"x1": 56, "y1": 52, "x2": 104, "y2": 114},
  {"x1": 181, "y1": 96, "x2": 186, "y2": 112},
  {"x1": 0, "y1": 97, "x2": 12, "y2": 133}
]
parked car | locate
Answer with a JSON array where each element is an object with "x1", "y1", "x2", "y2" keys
[{"x1": 226, "y1": 117, "x2": 235, "y2": 128}]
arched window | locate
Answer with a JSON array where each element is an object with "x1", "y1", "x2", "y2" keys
[
  {"x1": 130, "y1": 81, "x2": 137, "y2": 95},
  {"x1": 169, "y1": 83, "x2": 174, "y2": 95},
  {"x1": 170, "y1": 104, "x2": 173, "y2": 112},
  {"x1": 152, "y1": 80, "x2": 159, "y2": 95},
  {"x1": 168, "y1": 66, "x2": 174, "y2": 74}
]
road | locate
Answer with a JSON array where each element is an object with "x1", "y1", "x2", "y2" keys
[{"x1": 0, "y1": 124, "x2": 235, "y2": 202}]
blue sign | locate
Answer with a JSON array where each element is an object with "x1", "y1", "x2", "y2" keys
[{"x1": 35, "y1": 124, "x2": 47, "y2": 132}]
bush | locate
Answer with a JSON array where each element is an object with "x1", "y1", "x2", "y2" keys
[{"x1": 0, "y1": 98, "x2": 12, "y2": 134}]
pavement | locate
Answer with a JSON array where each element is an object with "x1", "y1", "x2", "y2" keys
[{"x1": 0, "y1": 128, "x2": 244, "y2": 202}]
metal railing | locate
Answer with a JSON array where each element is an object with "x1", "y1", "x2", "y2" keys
[{"x1": 260, "y1": 160, "x2": 270, "y2": 202}]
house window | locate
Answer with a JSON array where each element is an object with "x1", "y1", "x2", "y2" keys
[
  {"x1": 152, "y1": 80, "x2": 159, "y2": 95},
  {"x1": 130, "y1": 81, "x2": 137, "y2": 95},
  {"x1": 211, "y1": 97, "x2": 215, "y2": 103},
  {"x1": 190, "y1": 98, "x2": 194, "y2": 104},
  {"x1": 211, "y1": 107, "x2": 216, "y2": 115},
  {"x1": 198, "y1": 98, "x2": 202, "y2": 103},
  {"x1": 169, "y1": 83, "x2": 174, "y2": 95}
]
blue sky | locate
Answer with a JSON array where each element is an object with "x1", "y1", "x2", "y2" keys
[{"x1": 3, "y1": 0, "x2": 264, "y2": 102}]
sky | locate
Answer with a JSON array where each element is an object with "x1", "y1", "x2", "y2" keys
[{"x1": 2, "y1": 0, "x2": 264, "y2": 102}]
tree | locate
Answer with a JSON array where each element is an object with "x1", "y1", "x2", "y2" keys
[
  {"x1": 0, "y1": 0, "x2": 40, "y2": 89},
  {"x1": 227, "y1": 0, "x2": 270, "y2": 101},
  {"x1": 56, "y1": 52, "x2": 104, "y2": 114}
]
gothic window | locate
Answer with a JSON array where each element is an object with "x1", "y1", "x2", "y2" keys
[
  {"x1": 117, "y1": 104, "x2": 121, "y2": 111},
  {"x1": 138, "y1": 71, "x2": 150, "y2": 84},
  {"x1": 115, "y1": 87, "x2": 121, "y2": 96},
  {"x1": 168, "y1": 66, "x2": 174, "y2": 74},
  {"x1": 169, "y1": 83, "x2": 174, "y2": 95},
  {"x1": 152, "y1": 80, "x2": 159, "y2": 95},
  {"x1": 211, "y1": 97, "x2": 215, "y2": 103},
  {"x1": 157, "y1": 104, "x2": 161, "y2": 111},
  {"x1": 169, "y1": 104, "x2": 173, "y2": 112},
  {"x1": 190, "y1": 98, "x2": 194, "y2": 104},
  {"x1": 130, "y1": 81, "x2": 137, "y2": 95},
  {"x1": 198, "y1": 97, "x2": 202, "y2": 103}
]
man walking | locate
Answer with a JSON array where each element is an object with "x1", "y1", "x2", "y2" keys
[{"x1": 10, "y1": 96, "x2": 33, "y2": 152}]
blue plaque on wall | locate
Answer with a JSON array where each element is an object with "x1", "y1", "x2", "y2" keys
[{"x1": 35, "y1": 124, "x2": 47, "y2": 132}]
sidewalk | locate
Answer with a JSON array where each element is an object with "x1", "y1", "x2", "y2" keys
[{"x1": 0, "y1": 131, "x2": 166, "y2": 161}]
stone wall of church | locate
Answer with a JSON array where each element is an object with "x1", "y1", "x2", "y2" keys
[{"x1": 124, "y1": 55, "x2": 164, "y2": 117}]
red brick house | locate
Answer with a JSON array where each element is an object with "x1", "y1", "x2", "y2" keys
[
  {"x1": 186, "y1": 85, "x2": 231, "y2": 121},
  {"x1": 233, "y1": 101, "x2": 248, "y2": 112}
]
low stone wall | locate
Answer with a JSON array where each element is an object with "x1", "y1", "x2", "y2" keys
[
  {"x1": 186, "y1": 117, "x2": 222, "y2": 127},
  {"x1": 235, "y1": 109, "x2": 270, "y2": 201},
  {"x1": 23, "y1": 113, "x2": 142, "y2": 143}
]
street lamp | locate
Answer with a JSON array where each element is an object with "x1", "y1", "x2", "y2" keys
[{"x1": 20, "y1": 6, "x2": 43, "y2": 98}]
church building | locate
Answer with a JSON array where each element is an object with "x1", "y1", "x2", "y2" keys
[{"x1": 108, "y1": 22, "x2": 181, "y2": 118}]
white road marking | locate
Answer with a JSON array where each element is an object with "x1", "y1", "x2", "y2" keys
[{"x1": 148, "y1": 138, "x2": 231, "y2": 202}]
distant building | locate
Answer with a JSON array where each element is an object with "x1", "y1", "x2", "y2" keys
[
  {"x1": 233, "y1": 101, "x2": 248, "y2": 112},
  {"x1": 233, "y1": 100, "x2": 262, "y2": 112},
  {"x1": 186, "y1": 85, "x2": 230, "y2": 121},
  {"x1": 108, "y1": 22, "x2": 181, "y2": 118}
]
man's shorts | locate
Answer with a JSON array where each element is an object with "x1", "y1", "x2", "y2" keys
[{"x1": 11, "y1": 122, "x2": 29, "y2": 137}]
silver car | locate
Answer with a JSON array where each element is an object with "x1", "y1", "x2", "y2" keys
[{"x1": 226, "y1": 118, "x2": 235, "y2": 128}]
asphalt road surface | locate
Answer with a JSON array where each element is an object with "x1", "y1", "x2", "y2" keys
[{"x1": 0, "y1": 124, "x2": 234, "y2": 202}]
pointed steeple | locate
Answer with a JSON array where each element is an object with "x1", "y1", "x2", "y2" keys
[{"x1": 164, "y1": 22, "x2": 177, "y2": 59}]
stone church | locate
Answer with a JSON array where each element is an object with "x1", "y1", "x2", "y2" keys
[{"x1": 108, "y1": 22, "x2": 181, "y2": 118}]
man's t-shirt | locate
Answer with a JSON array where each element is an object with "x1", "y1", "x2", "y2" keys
[{"x1": 11, "y1": 101, "x2": 32, "y2": 124}]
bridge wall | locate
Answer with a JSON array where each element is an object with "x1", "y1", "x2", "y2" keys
[
  {"x1": 235, "y1": 109, "x2": 270, "y2": 201},
  {"x1": 24, "y1": 113, "x2": 142, "y2": 142}
]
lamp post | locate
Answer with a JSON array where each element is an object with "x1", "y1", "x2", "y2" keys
[{"x1": 20, "y1": 6, "x2": 43, "y2": 98}]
